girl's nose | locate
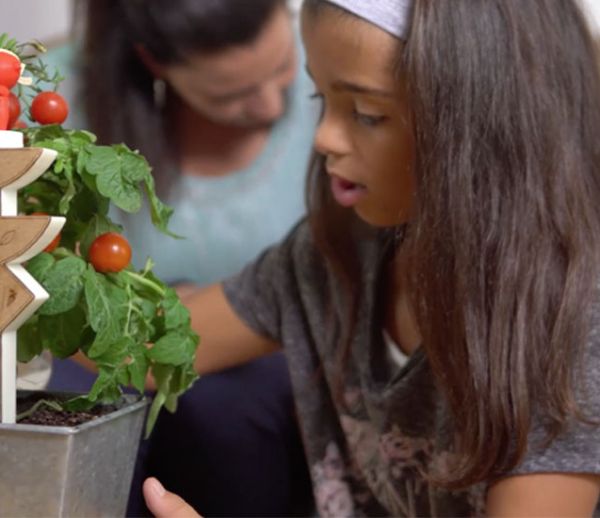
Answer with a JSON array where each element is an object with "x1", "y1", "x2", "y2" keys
[{"x1": 314, "y1": 112, "x2": 349, "y2": 158}]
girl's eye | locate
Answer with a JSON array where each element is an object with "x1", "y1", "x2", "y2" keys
[{"x1": 352, "y1": 109, "x2": 387, "y2": 127}]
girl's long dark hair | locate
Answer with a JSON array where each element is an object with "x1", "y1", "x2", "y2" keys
[
  {"x1": 306, "y1": 0, "x2": 600, "y2": 488},
  {"x1": 78, "y1": 0, "x2": 285, "y2": 195}
]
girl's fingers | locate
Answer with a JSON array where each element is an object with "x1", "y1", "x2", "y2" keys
[{"x1": 143, "y1": 477, "x2": 202, "y2": 518}]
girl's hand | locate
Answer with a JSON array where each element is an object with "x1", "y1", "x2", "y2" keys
[{"x1": 143, "y1": 477, "x2": 202, "y2": 518}]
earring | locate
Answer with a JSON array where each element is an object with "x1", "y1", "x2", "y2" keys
[{"x1": 153, "y1": 78, "x2": 167, "y2": 109}]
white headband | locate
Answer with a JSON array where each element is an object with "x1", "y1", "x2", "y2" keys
[{"x1": 325, "y1": 0, "x2": 413, "y2": 40}]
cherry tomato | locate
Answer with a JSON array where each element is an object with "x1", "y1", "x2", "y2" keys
[
  {"x1": 88, "y1": 232, "x2": 132, "y2": 273},
  {"x1": 0, "y1": 86, "x2": 8, "y2": 130},
  {"x1": 12, "y1": 119, "x2": 26, "y2": 129},
  {"x1": 30, "y1": 91, "x2": 69, "y2": 125},
  {"x1": 31, "y1": 212, "x2": 61, "y2": 252},
  {"x1": 44, "y1": 233, "x2": 61, "y2": 253},
  {"x1": 0, "y1": 51, "x2": 22, "y2": 89},
  {"x1": 7, "y1": 92, "x2": 20, "y2": 129}
]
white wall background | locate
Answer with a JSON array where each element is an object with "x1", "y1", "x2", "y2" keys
[
  {"x1": 580, "y1": 0, "x2": 600, "y2": 36},
  {"x1": 0, "y1": 0, "x2": 302, "y2": 46},
  {"x1": 0, "y1": 0, "x2": 599, "y2": 48},
  {"x1": 0, "y1": 0, "x2": 73, "y2": 47}
]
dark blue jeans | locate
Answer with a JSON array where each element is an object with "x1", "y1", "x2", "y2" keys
[{"x1": 48, "y1": 352, "x2": 314, "y2": 517}]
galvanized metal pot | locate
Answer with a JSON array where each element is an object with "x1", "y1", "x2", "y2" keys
[{"x1": 0, "y1": 391, "x2": 148, "y2": 517}]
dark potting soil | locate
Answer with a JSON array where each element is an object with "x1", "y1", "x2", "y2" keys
[{"x1": 16, "y1": 391, "x2": 119, "y2": 427}]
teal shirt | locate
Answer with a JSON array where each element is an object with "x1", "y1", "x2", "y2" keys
[{"x1": 44, "y1": 42, "x2": 318, "y2": 286}]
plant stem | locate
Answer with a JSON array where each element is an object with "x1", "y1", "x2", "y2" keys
[
  {"x1": 17, "y1": 399, "x2": 64, "y2": 422},
  {"x1": 123, "y1": 271, "x2": 166, "y2": 297}
]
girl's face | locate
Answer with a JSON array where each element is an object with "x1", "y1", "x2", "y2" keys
[{"x1": 301, "y1": 6, "x2": 415, "y2": 227}]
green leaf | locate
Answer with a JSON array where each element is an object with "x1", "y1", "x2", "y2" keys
[
  {"x1": 145, "y1": 390, "x2": 167, "y2": 438},
  {"x1": 67, "y1": 185, "x2": 110, "y2": 224},
  {"x1": 151, "y1": 363, "x2": 175, "y2": 392},
  {"x1": 128, "y1": 346, "x2": 149, "y2": 393},
  {"x1": 38, "y1": 256, "x2": 86, "y2": 315},
  {"x1": 86, "y1": 368, "x2": 122, "y2": 403},
  {"x1": 58, "y1": 160, "x2": 76, "y2": 214},
  {"x1": 169, "y1": 363, "x2": 198, "y2": 396},
  {"x1": 39, "y1": 306, "x2": 86, "y2": 358},
  {"x1": 165, "y1": 394, "x2": 178, "y2": 413},
  {"x1": 119, "y1": 148, "x2": 150, "y2": 183},
  {"x1": 162, "y1": 288, "x2": 191, "y2": 330},
  {"x1": 26, "y1": 253, "x2": 55, "y2": 283},
  {"x1": 126, "y1": 298, "x2": 157, "y2": 343},
  {"x1": 116, "y1": 365, "x2": 130, "y2": 387},
  {"x1": 147, "y1": 332, "x2": 197, "y2": 366},
  {"x1": 143, "y1": 175, "x2": 176, "y2": 237},
  {"x1": 83, "y1": 265, "x2": 127, "y2": 339},
  {"x1": 62, "y1": 396, "x2": 95, "y2": 412},
  {"x1": 120, "y1": 270, "x2": 166, "y2": 304},
  {"x1": 17, "y1": 319, "x2": 42, "y2": 362},
  {"x1": 85, "y1": 147, "x2": 142, "y2": 212},
  {"x1": 90, "y1": 336, "x2": 132, "y2": 369}
]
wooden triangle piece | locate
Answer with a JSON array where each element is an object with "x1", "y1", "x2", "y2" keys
[
  {"x1": 0, "y1": 265, "x2": 34, "y2": 333},
  {"x1": 0, "y1": 216, "x2": 52, "y2": 264},
  {"x1": 0, "y1": 148, "x2": 44, "y2": 188}
]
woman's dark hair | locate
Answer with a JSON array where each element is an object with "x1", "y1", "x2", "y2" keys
[
  {"x1": 305, "y1": 0, "x2": 600, "y2": 489},
  {"x1": 79, "y1": 0, "x2": 285, "y2": 194}
]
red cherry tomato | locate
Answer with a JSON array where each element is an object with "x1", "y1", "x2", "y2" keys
[
  {"x1": 7, "y1": 92, "x2": 20, "y2": 129},
  {"x1": 12, "y1": 119, "x2": 26, "y2": 129},
  {"x1": 0, "y1": 51, "x2": 22, "y2": 89},
  {"x1": 0, "y1": 87, "x2": 8, "y2": 130},
  {"x1": 88, "y1": 232, "x2": 132, "y2": 273},
  {"x1": 31, "y1": 212, "x2": 61, "y2": 252},
  {"x1": 30, "y1": 91, "x2": 69, "y2": 125},
  {"x1": 44, "y1": 233, "x2": 61, "y2": 253}
]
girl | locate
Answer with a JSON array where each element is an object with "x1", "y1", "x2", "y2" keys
[{"x1": 146, "y1": 0, "x2": 600, "y2": 515}]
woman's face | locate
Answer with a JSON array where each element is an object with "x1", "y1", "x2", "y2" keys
[
  {"x1": 159, "y1": 5, "x2": 297, "y2": 128},
  {"x1": 301, "y1": 6, "x2": 415, "y2": 227}
]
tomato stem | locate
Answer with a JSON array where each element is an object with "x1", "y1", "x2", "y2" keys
[{"x1": 122, "y1": 271, "x2": 166, "y2": 297}]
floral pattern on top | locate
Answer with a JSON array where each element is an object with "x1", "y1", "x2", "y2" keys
[{"x1": 311, "y1": 407, "x2": 486, "y2": 518}]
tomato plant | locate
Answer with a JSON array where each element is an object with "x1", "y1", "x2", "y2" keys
[
  {"x1": 4, "y1": 28, "x2": 197, "y2": 434},
  {"x1": 88, "y1": 232, "x2": 132, "y2": 273},
  {"x1": 0, "y1": 50, "x2": 21, "y2": 89},
  {"x1": 8, "y1": 91, "x2": 20, "y2": 128},
  {"x1": 31, "y1": 91, "x2": 68, "y2": 125}
]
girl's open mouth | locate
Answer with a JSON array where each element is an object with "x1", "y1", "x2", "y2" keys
[{"x1": 329, "y1": 175, "x2": 367, "y2": 207}]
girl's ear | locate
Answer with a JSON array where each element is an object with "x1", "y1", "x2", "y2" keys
[{"x1": 134, "y1": 44, "x2": 165, "y2": 79}]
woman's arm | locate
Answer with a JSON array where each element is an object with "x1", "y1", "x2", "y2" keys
[
  {"x1": 182, "y1": 282, "x2": 280, "y2": 375},
  {"x1": 487, "y1": 473, "x2": 600, "y2": 517}
]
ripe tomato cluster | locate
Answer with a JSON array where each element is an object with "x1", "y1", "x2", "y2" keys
[{"x1": 0, "y1": 49, "x2": 69, "y2": 128}]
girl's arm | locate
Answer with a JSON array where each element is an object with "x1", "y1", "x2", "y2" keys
[
  {"x1": 181, "y1": 282, "x2": 280, "y2": 375},
  {"x1": 74, "y1": 281, "x2": 278, "y2": 383},
  {"x1": 486, "y1": 473, "x2": 600, "y2": 517}
]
